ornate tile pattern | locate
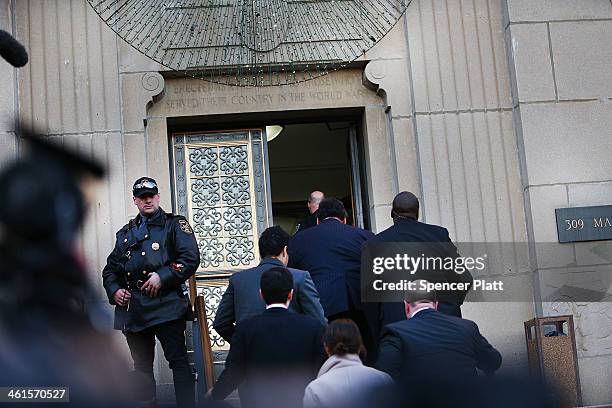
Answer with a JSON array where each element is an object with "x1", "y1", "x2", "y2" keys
[
  {"x1": 173, "y1": 130, "x2": 271, "y2": 354},
  {"x1": 197, "y1": 281, "x2": 230, "y2": 352},
  {"x1": 174, "y1": 131, "x2": 269, "y2": 273}
]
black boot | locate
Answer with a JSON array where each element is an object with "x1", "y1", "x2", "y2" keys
[
  {"x1": 173, "y1": 369, "x2": 195, "y2": 408},
  {"x1": 129, "y1": 370, "x2": 157, "y2": 407}
]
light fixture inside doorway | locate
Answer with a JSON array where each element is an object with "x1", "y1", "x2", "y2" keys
[
  {"x1": 88, "y1": 0, "x2": 411, "y2": 87},
  {"x1": 266, "y1": 125, "x2": 284, "y2": 142}
]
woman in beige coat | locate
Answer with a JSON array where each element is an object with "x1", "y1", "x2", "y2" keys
[{"x1": 303, "y1": 319, "x2": 394, "y2": 408}]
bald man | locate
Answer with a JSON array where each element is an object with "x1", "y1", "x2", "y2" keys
[
  {"x1": 364, "y1": 192, "x2": 473, "y2": 359},
  {"x1": 294, "y1": 191, "x2": 324, "y2": 234}
]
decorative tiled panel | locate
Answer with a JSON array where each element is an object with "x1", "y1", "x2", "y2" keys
[
  {"x1": 197, "y1": 280, "x2": 230, "y2": 352},
  {"x1": 220, "y1": 146, "x2": 249, "y2": 175},
  {"x1": 220, "y1": 175, "x2": 251, "y2": 205},
  {"x1": 173, "y1": 130, "x2": 270, "y2": 274},
  {"x1": 189, "y1": 147, "x2": 218, "y2": 177}
]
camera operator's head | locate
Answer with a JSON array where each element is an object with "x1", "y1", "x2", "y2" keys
[{"x1": 0, "y1": 130, "x2": 105, "y2": 301}]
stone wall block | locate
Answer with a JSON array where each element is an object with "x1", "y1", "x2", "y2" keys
[
  {"x1": 15, "y1": 0, "x2": 122, "y2": 134},
  {"x1": 551, "y1": 21, "x2": 612, "y2": 100},
  {"x1": 526, "y1": 185, "x2": 574, "y2": 269},
  {"x1": 361, "y1": 106, "x2": 395, "y2": 208},
  {"x1": 145, "y1": 117, "x2": 172, "y2": 211},
  {"x1": 520, "y1": 101, "x2": 612, "y2": 185},
  {"x1": 508, "y1": 23, "x2": 556, "y2": 102},
  {"x1": 505, "y1": 0, "x2": 612, "y2": 23}
]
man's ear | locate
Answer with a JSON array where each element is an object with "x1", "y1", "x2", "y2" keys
[
  {"x1": 404, "y1": 300, "x2": 411, "y2": 319},
  {"x1": 316, "y1": 218, "x2": 320, "y2": 225},
  {"x1": 279, "y1": 245, "x2": 289, "y2": 266},
  {"x1": 287, "y1": 289, "x2": 294, "y2": 302},
  {"x1": 341, "y1": 217, "x2": 347, "y2": 224}
]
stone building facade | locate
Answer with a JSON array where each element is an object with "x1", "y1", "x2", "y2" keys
[{"x1": 0, "y1": 0, "x2": 610, "y2": 404}]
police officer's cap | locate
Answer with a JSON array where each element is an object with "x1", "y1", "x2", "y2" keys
[{"x1": 133, "y1": 177, "x2": 159, "y2": 198}]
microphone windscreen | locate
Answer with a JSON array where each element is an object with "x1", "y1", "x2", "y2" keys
[{"x1": 0, "y1": 29, "x2": 28, "y2": 67}]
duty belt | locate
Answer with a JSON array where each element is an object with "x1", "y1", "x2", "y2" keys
[{"x1": 125, "y1": 272, "x2": 149, "y2": 290}]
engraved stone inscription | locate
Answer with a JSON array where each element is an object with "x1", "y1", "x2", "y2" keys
[{"x1": 158, "y1": 72, "x2": 375, "y2": 115}]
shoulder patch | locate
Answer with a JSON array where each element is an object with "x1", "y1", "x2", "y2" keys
[{"x1": 178, "y1": 218, "x2": 194, "y2": 234}]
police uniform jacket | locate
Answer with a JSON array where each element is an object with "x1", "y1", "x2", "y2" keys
[
  {"x1": 102, "y1": 208, "x2": 200, "y2": 332},
  {"x1": 294, "y1": 211, "x2": 318, "y2": 234}
]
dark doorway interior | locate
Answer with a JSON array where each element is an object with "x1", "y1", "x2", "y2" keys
[{"x1": 267, "y1": 122, "x2": 357, "y2": 234}]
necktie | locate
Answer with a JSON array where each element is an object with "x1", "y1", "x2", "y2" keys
[{"x1": 136, "y1": 217, "x2": 148, "y2": 240}]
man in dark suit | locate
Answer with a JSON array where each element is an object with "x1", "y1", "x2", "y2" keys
[
  {"x1": 210, "y1": 267, "x2": 326, "y2": 408},
  {"x1": 213, "y1": 226, "x2": 326, "y2": 343},
  {"x1": 294, "y1": 190, "x2": 324, "y2": 234},
  {"x1": 376, "y1": 280, "x2": 501, "y2": 407},
  {"x1": 370, "y1": 190, "x2": 471, "y2": 325},
  {"x1": 288, "y1": 198, "x2": 374, "y2": 351}
]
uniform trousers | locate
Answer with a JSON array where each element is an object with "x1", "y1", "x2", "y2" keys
[{"x1": 124, "y1": 318, "x2": 194, "y2": 408}]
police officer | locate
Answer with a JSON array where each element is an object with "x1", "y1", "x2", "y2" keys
[{"x1": 102, "y1": 177, "x2": 200, "y2": 408}]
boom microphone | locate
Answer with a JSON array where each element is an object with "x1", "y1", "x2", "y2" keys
[{"x1": 0, "y1": 29, "x2": 28, "y2": 67}]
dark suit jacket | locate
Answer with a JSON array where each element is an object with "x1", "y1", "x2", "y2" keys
[
  {"x1": 364, "y1": 218, "x2": 473, "y2": 349},
  {"x1": 376, "y1": 308, "x2": 501, "y2": 403},
  {"x1": 375, "y1": 217, "x2": 454, "y2": 242},
  {"x1": 212, "y1": 308, "x2": 326, "y2": 408},
  {"x1": 212, "y1": 258, "x2": 326, "y2": 343},
  {"x1": 288, "y1": 218, "x2": 375, "y2": 317}
]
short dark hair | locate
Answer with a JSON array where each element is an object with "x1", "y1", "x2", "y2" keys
[
  {"x1": 404, "y1": 279, "x2": 437, "y2": 305},
  {"x1": 258, "y1": 226, "x2": 290, "y2": 258},
  {"x1": 317, "y1": 198, "x2": 347, "y2": 221},
  {"x1": 324, "y1": 319, "x2": 366, "y2": 359},
  {"x1": 260, "y1": 267, "x2": 294, "y2": 305}
]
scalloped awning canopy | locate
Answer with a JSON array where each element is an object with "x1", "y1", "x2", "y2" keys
[{"x1": 88, "y1": 0, "x2": 410, "y2": 86}]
